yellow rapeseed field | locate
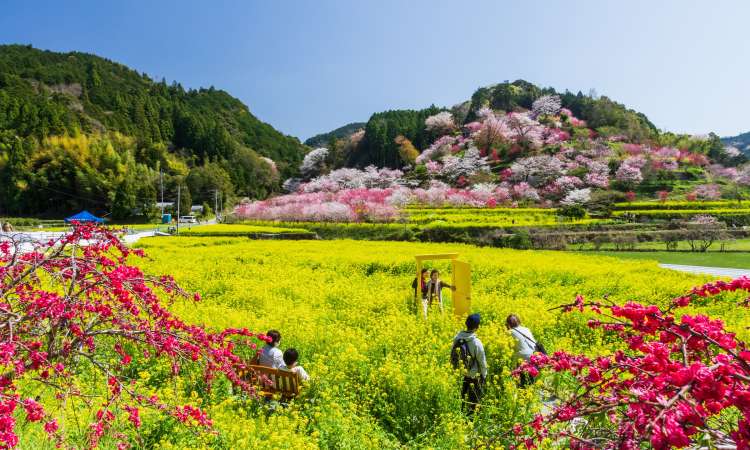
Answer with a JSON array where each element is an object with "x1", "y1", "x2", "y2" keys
[{"x1": 77, "y1": 236, "x2": 746, "y2": 449}]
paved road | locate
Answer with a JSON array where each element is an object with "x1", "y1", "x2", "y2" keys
[
  {"x1": 659, "y1": 263, "x2": 750, "y2": 279},
  {"x1": 0, "y1": 229, "x2": 158, "y2": 251},
  {"x1": 122, "y1": 230, "x2": 157, "y2": 244}
]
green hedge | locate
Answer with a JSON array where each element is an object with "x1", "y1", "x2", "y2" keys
[
  {"x1": 612, "y1": 201, "x2": 747, "y2": 211},
  {"x1": 613, "y1": 209, "x2": 750, "y2": 226}
]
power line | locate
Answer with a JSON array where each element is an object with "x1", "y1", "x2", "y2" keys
[{"x1": 35, "y1": 185, "x2": 108, "y2": 205}]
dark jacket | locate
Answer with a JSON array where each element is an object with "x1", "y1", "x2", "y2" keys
[{"x1": 412, "y1": 277, "x2": 427, "y2": 299}]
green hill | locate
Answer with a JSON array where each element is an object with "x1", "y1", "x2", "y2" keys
[
  {"x1": 331, "y1": 80, "x2": 660, "y2": 168},
  {"x1": 722, "y1": 131, "x2": 750, "y2": 155},
  {"x1": 0, "y1": 44, "x2": 307, "y2": 217},
  {"x1": 304, "y1": 122, "x2": 366, "y2": 147}
]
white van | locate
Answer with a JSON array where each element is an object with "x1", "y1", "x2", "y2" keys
[{"x1": 179, "y1": 215, "x2": 198, "y2": 223}]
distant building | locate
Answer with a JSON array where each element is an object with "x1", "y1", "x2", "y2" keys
[
  {"x1": 156, "y1": 202, "x2": 174, "y2": 209},
  {"x1": 190, "y1": 205, "x2": 204, "y2": 213}
]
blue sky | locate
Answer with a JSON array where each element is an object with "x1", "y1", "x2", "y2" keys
[{"x1": 1, "y1": 0, "x2": 749, "y2": 140}]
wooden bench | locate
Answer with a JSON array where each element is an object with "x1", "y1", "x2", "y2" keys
[{"x1": 236, "y1": 364, "x2": 301, "y2": 400}]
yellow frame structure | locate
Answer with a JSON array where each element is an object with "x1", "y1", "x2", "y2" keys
[{"x1": 415, "y1": 253, "x2": 471, "y2": 318}]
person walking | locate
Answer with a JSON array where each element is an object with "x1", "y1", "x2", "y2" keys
[
  {"x1": 452, "y1": 313, "x2": 487, "y2": 416},
  {"x1": 506, "y1": 314, "x2": 540, "y2": 386}
]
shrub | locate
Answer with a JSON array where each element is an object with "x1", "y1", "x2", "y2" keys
[
  {"x1": 558, "y1": 204, "x2": 586, "y2": 220},
  {"x1": 507, "y1": 229, "x2": 533, "y2": 249}
]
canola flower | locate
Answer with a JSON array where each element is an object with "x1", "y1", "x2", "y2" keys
[{"x1": 20, "y1": 237, "x2": 743, "y2": 449}]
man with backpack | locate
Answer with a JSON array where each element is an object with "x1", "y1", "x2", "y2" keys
[{"x1": 452, "y1": 313, "x2": 487, "y2": 416}]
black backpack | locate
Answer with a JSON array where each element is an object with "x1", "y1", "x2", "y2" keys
[
  {"x1": 516, "y1": 329, "x2": 547, "y2": 355},
  {"x1": 451, "y1": 337, "x2": 475, "y2": 371}
]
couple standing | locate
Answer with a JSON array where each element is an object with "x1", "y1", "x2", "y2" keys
[{"x1": 412, "y1": 268, "x2": 455, "y2": 318}]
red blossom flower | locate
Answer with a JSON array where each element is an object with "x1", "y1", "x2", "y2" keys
[
  {"x1": 509, "y1": 276, "x2": 750, "y2": 449},
  {"x1": 0, "y1": 224, "x2": 265, "y2": 448}
]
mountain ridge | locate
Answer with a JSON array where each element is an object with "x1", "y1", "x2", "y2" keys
[
  {"x1": 0, "y1": 44, "x2": 308, "y2": 217},
  {"x1": 313, "y1": 79, "x2": 661, "y2": 169},
  {"x1": 722, "y1": 131, "x2": 750, "y2": 155}
]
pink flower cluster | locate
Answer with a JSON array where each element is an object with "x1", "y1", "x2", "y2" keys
[
  {"x1": 0, "y1": 224, "x2": 268, "y2": 448},
  {"x1": 235, "y1": 182, "x2": 536, "y2": 222},
  {"x1": 300, "y1": 166, "x2": 403, "y2": 193},
  {"x1": 235, "y1": 189, "x2": 400, "y2": 222},
  {"x1": 693, "y1": 183, "x2": 722, "y2": 200},
  {"x1": 512, "y1": 277, "x2": 750, "y2": 449}
]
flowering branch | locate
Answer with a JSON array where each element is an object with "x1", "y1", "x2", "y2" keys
[
  {"x1": 0, "y1": 224, "x2": 266, "y2": 448},
  {"x1": 510, "y1": 277, "x2": 750, "y2": 449}
]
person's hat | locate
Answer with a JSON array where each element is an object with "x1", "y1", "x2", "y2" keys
[{"x1": 466, "y1": 313, "x2": 481, "y2": 330}]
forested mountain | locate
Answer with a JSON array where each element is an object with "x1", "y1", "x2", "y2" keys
[
  {"x1": 324, "y1": 80, "x2": 660, "y2": 168},
  {"x1": 304, "y1": 122, "x2": 365, "y2": 147},
  {"x1": 722, "y1": 131, "x2": 750, "y2": 155},
  {"x1": 0, "y1": 44, "x2": 307, "y2": 217}
]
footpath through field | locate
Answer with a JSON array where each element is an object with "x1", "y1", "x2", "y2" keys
[
  {"x1": 659, "y1": 263, "x2": 750, "y2": 278},
  {"x1": 0, "y1": 229, "x2": 158, "y2": 251}
]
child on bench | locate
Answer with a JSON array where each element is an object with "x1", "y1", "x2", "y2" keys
[{"x1": 280, "y1": 348, "x2": 310, "y2": 382}]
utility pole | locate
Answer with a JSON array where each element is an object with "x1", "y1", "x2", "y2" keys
[
  {"x1": 214, "y1": 189, "x2": 219, "y2": 222},
  {"x1": 159, "y1": 170, "x2": 164, "y2": 216},
  {"x1": 176, "y1": 184, "x2": 180, "y2": 234}
]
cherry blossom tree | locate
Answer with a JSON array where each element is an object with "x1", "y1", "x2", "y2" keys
[
  {"x1": 474, "y1": 116, "x2": 510, "y2": 151},
  {"x1": 555, "y1": 176, "x2": 584, "y2": 193},
  {"x1": 560, "y1": 188, "x2": 591, "y2": 206},
  {"x1": 475, "y1": 106, "x2": 495, "y2": 122},
  {"x1": 615, "y1": 161, "x2": 643, "y2": 187},
  {"x1": 694, "y1": 184, "x2": 722, "y2": 200},
  {"x1": 300, "y1": 147, "x2": 330, "y2": 179},
  {"x1": 511, "y1": 277, "x2": 750, "y2": 449},
  {"x1": 299, "y1": 166, "x2": 403, "y2": 193},
  {"x1": 506, "y1": 113, "x2": 545, "y2": 149},
  {"x1": 737, "y1": 166, "x2": 750, "y2": 186},
  {"x1": 424, "y1": 111, "x2": 457, "y2": 135},
  {"x1": 0, "y1": 225, "x2": 266, "y2": 448},
  {"x1": 416, "y1": 136, "x2": 457, "y2": 164},
  {"x1": 584, "y1": 161, "x2": 610, "y2": 188},
  {"x1": 511, "y1": 156, "x2": 565, "y2": 188},
  {"x1": 439, "y1": 147, "x2": 490, "y2": 184},
  {"x1": 510, "y1": 182, "x2": 541, "y2": 201},
  {"x1": 531, "y1": 95, "x2": 562, "y2": 118}
]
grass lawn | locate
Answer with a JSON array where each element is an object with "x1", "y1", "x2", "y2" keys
[
  {"x1": 573, "y1": 238, "x2": 750, "y2": 252},
  {"x1": 584, "y1": 251, "x2": 750, "y2": 268}
]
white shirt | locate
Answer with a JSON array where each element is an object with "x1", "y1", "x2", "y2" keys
[
  {"x1": 510, "y1": 326, "x2": 536, "y2": 361},
  {"x1": 258, "y1": 345, "x2": 284, "y2": 368},
  {"x1": 280, "y1": 364, "x2": 310, "y2": 381}
]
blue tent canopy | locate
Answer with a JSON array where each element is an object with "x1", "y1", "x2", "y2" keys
[{"x1": 64, "y1": 210, "x2": 105, "y2": 224}]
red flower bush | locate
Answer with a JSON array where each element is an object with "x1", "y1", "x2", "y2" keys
[
  {"x1": 512, "y1": 278, "x2": 750, "y2": 449},
  {"x1": 0, "y1": 224, "x2": 264, "y2": 448}
]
